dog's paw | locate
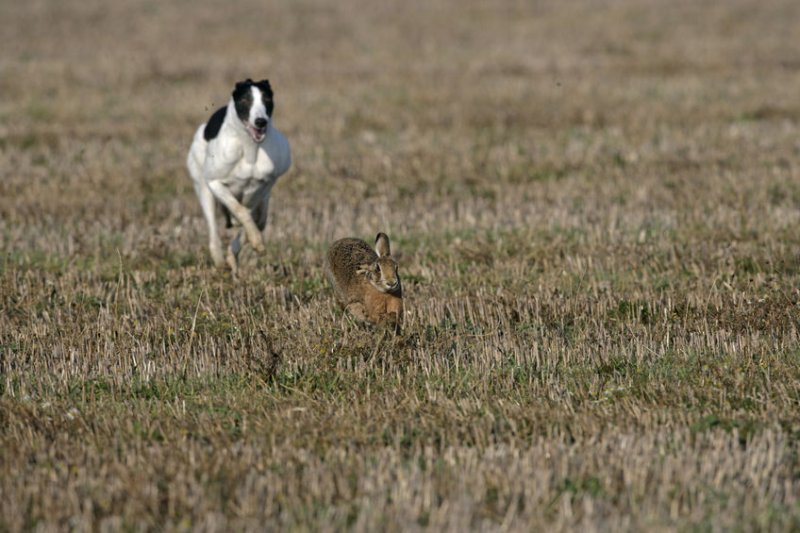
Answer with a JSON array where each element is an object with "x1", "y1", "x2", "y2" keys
[
  {"x1": 210, "y1": 248, "x2": 226, "y2": 268},
  {"x1": 249, "y1": 235, "x2": 265, "y2": 252}
]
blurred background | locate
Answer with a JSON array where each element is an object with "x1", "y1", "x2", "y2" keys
[{"x1": 2, "y1": 0, "x2": 799, "y2": 255}]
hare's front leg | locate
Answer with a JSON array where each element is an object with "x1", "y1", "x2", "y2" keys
[{"x1": 345, "y1": 302, "x2": 370, "y2": 323}]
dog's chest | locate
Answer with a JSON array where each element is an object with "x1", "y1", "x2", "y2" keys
[
  {"x1": 231, "y1": 149, "x2": 275, "y2": 181},
  {"x1": 216, "y1": 149, "x2": 277, "y2": 201}
]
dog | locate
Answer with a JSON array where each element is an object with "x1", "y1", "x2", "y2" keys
[{"x1": 186, "y1": 78, "x2": 291, "y2": 274}]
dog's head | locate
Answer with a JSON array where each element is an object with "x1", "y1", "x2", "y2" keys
[{"x1": 232, "y1": 78, "x2": 274, "y2": 143}]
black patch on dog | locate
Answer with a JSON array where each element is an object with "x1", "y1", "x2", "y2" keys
[
  {"x1": 220, "y1": 203, "x2": 234, "y2": 229},
  {"x1": 255, "y1": 79, "x2": 274, "y2": 117},
  {"x1": 203, "y1": 106, "x2": 227, "y2": 141},
  {"x1": 233, "y1": 79, "x2": 255, "y2": 122}
]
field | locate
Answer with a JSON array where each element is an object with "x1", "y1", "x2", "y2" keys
[{"x1": 2, "y1": 0, "x2": 800, "y2": 530}]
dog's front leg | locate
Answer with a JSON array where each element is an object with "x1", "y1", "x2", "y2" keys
[
  {"x1": 207, "y1": 180, "x2": 265, "y2": 252},
  {"x1": 198, "y1": 182, "x2": 226, "y2": 267}
]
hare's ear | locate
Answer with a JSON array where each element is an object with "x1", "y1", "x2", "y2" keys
[{"x1": 375, "y1": 232, "x2": 391, "y2": 257}]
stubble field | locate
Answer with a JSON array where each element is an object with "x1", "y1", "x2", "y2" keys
[{"x1": 2, "y1": 0, "x2": 800, "y2": 530}]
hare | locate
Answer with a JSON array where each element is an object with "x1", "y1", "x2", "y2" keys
[{"x1": 325, "y1": 232, "x2": 403, "y2": 330}]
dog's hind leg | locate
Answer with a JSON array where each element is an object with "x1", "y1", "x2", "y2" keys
[
  {"x1": 226, "y1": 230, "x2": 242, "y2": 278},
  {"x1": 196, "y1": 182, "x2": 225, "y2": 267},
  {"x1": 254, "y1": 195, "x2": 270, "y2": 234}
]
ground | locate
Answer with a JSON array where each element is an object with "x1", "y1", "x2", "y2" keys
[{"x1": 2, "y1": 0, "x2": 800, "y2": 530}]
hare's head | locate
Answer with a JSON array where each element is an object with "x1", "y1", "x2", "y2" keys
[{"x1": 358, "y1": 232, "x2": 401, "y2": 294}]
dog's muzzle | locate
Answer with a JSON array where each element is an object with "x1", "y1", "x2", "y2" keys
[{"x1": 246, "y1": 120, "x2": 268, "y2": 143}]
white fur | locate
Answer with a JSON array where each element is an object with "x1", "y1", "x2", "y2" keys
[
  {"x1": 186, "y1": 86, "x2": 291, "y2": 274},
  {"x1": 249, "y1": 86, "x2": 269, "y2": 126}
]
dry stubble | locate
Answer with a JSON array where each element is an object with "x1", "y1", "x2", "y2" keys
[{"x1": 2, "y1": 0, "x2": 800, "y2": 530}]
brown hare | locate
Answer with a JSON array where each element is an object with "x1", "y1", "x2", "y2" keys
[{"x1": 325, "y1": 232, "x2": 403, "y2": 330}]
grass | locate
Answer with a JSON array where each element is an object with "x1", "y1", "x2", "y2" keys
[{"x1": 2, "y1": 0, "x2": 800, "y2": 530}]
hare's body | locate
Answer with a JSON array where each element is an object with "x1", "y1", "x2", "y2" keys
[
  {"x1": 325, "y1": 234, "x2": 403, "y2": 329},
  {"x1": 363, "y1": 287, "x2": 403, "y2": 324}
]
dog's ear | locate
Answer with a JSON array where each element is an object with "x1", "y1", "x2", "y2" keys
[
  {"x1": 233, "y1": 79, "x2": 254, "y2": 99},
  {"x1": 256, "y1": 79, "x2": 273, "y2": 97}
]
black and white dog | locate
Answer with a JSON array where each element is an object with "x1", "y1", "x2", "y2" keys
[{"x1": 186, "y1": 79, "x2": 291, "y2": 273}]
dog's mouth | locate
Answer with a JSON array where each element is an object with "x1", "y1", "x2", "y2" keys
[{"x1": 245, "y1": 123, "x2": 267, "y2": 143}]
